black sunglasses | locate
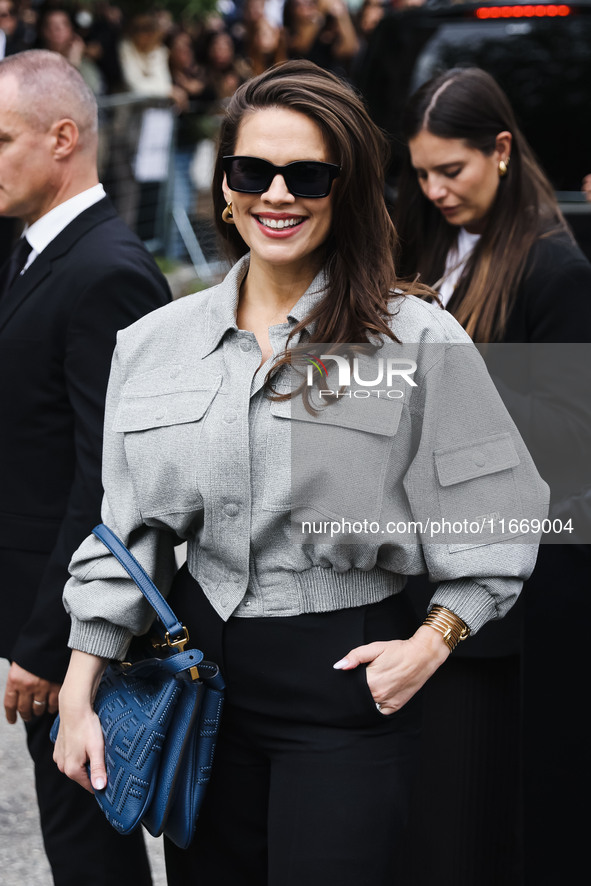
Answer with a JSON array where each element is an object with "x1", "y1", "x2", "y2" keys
[{"x1": 222, "y1": 155, "x2": 341, "y2": 198}]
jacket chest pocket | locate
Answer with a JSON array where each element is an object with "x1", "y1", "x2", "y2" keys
[
  {"x1": 113, "y1": 367, "x2": 221, "y2": 518},
  {"x1": 262, "y1": 393, "x2": 404, "y2": 520}
]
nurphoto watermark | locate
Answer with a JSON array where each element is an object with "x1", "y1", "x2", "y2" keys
[{"x1": 282, "y1": 342, "x2": 591, "y2": 545}]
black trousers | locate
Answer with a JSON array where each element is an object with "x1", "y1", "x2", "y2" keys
[
  {"x1": 24, "y1": 702, "x2": 153, "y2": 886},
  {"x1": 164, "y1": 567, "x2": 422, "y2": 886}
]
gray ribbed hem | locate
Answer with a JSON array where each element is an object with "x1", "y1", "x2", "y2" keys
[
  {"x1": 295, "y1": 566, "x2": 404, "y2": 612},
  {"x1": 428, "y1": 578, "x2": 499, "y2": 634},
  {"x1": 68, "y1": 617, "x2": 132, "y2": 661}
]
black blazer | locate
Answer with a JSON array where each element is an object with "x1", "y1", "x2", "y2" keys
[
  {"x1": 406, "y1": 229, "x2": 591, "y2": 655},
  {"x1": 503, "y1": 229, "x2": 591, "y2": 343},
  {"x1": 0, "y1": 197, "x2": 171, "y2": 681}
]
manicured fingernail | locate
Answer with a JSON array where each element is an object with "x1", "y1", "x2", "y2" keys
[
  {"x1": 333, "y1": 658, "x2": 349, "y2": 669},
  {"x1": 94, "y1": 777, "x2": 105, "y2": 790}
]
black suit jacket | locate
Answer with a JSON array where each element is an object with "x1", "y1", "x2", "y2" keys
[{"x1": 0, "y1": 196, "x2": 171, "y2": 681}]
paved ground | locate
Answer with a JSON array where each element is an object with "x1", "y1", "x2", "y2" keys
[{"x1": 0, "y1": 659, "x2": 167, "y2": 886}]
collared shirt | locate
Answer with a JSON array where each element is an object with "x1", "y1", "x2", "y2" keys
[
  {"x1": 22, "y1": 184, "x2": 106, "y2": 272},
  {"x1": 436, "y1": 227, "x2": 481, "y2": 307},
  {"x1": 198, "y1": 261, "x2": 323, "y2": 362}
]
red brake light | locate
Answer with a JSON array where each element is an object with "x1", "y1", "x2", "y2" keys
[{"x1": 475, "y1": 4, "x2": 571, "y2": 17}]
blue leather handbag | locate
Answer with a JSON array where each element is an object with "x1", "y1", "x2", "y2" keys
[{"x1": 50, "y1": 523, "x2": 224, "y2": 849}]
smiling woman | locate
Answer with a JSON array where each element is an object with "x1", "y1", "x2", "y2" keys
[
  {"x1": 53, "y1": 59, "x2": 549, "y2": 886},
  {"x1": 221, "y1": 107, "x2": 335, "y2": 297}
]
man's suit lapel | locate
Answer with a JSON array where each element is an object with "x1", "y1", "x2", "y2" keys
[
  {"x1": 0, "y1": 197, "x2": 119, "y2": 333},
  {"x1": 0, "y1": 256, "x2": 51, "y2": 331}
]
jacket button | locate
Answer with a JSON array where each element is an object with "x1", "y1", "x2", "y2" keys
[
  {"x1": 224, "y1": 410, "x2": 238, "y2": 423},
  {"x1": 224, "y1": 502, "x2": 239, "y2": 517},
  {"x1": 239, "y1": 340, "x2": 252, "y2": 352},
  {"x1": 472, "y1": 451, "x2": 486, "y2": 467}
]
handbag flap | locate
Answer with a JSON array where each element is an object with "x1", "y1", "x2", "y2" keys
[{"x1": 92, "y1": 664, "x2": 183, "y2": 835}]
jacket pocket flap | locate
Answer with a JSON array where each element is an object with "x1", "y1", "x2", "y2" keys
[
  {"x1": 435, "y1": 432, "x2": 520, "y2": 487},
  {"x1": 121, "y1": 365, "x2": 221, "y2": 397},
  {"x1": 271, "y1": 394, "x2": 403, "y2": 437},
  {"x1": 113, "y1": 388, "x2": 218, "y2": 431}
]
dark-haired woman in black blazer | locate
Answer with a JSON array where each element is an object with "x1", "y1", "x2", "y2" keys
[{"x1": 394, "y1": 66, "x2": 591, "y2": 886}]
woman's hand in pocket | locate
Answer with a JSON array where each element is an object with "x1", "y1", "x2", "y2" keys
[{"x1": 333, "y1": 626, "x2": 450, "y2": 715}]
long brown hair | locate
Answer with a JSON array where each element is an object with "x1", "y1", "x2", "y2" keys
[
  {"x1": 212, "y1": 59, "x2": 430, "y2": 384},
  {"x1": 395, "y1": 67, "x2": 568, "y2": 342}
]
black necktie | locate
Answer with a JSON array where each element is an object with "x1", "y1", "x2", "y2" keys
[{"x1": 0, "y1": 236, "x2": 33, "y2": 300}]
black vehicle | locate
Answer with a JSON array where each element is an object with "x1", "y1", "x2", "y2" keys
[{"x1": 355, "y1": 0, "x2": 591, "y2": 256}]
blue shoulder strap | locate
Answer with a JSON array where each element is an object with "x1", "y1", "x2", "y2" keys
[{"x1": 92, "y1": 523, "x2": 185, "y2": 645}]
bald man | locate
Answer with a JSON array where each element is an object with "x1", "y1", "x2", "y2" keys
[{"x1": 0, "y1": 50, "x2": 171, "y2": 884}]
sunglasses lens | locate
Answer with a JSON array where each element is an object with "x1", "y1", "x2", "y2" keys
[
  {"x1": 226, "y1": 157, "x2": 272, "y2": 193},
  {"x1": 224, "y1": 157, "x2": 339, "y2": 197},
  {"x1": 288, "y1": 162, "x2": 332, "y2": 197}
]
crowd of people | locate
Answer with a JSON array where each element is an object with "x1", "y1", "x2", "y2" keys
[
  {"x1": 0, "y1": 0, "x2": 393, "y2": 104},
  {"x1": 1, "y1": 0, "x2": 400, "y2": 257},
  {"x1": 3, "y1": 0, "x2": 590, "y2": 223}
]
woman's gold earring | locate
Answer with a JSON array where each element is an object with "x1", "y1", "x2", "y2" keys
[
  {"x1": 498, "y1": 158, "x2": 509, "y2": 177},
  {"x1": 222, "y1": 202, "x2": 235, "y2": 224}
]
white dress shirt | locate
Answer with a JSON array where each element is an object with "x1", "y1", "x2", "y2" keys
[
  {"x1": 21, "y1": 184, "x2": 106, "y2": 273},
  {"x1": 437, "y1": 227, "x2": 481, "y2": 307}
]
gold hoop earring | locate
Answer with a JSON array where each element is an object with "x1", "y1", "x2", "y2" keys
[
  {"x1": 498, "y1": 158, "x2": 509, "y2": 177},
  {"x1": 222, "y1": 202, "x2": 235, "y2": 224}
]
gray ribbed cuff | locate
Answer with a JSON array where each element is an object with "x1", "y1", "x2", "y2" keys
[
  {"x1": 68, "y1": 617, "x2": 132, "y2": 661},
  {"x1": 428, "y1": 578, "x2": 499, "y2": 634}
]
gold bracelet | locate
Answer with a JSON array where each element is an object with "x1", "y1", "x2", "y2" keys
[{"x1": 423, "y1": 605, "x2": 470, "y2": 652}]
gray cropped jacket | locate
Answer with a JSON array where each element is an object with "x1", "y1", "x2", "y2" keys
[{"x1": 64, "y1": 256, "x2": 549, "y2": 660}]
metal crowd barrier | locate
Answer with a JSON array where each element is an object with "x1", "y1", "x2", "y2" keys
[{"x1": 97, "y1": 92, "x2": 227, "y2": 285}]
